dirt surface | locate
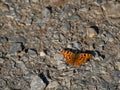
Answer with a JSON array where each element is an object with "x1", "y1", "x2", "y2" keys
[{"x1": 0, "y1": 0, "x2": 120, "y2": 90}]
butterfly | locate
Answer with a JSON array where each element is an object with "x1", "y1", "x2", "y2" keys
[{"x1": 61, "y1": 50, "x2": 92, "y2": 66}]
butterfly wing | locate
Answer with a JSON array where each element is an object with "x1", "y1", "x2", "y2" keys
[
  {"x1": 61, "y1": 50, "x2": 75, "y2": 65},
  {"x1": 73, "y1": 53, "x2": 92, "y2": 66}
]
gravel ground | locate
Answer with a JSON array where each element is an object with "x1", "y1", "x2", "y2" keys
[{"x1": 0, "y1": 0, "x2": 120, "y2": 90}]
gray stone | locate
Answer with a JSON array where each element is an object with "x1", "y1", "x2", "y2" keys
[
  {"x1": 57, "y1": 63, "x2": 66, "y2": 70},
  {"x1": 8, "y1": 36, "x2": 26, "y2": 45},
  {"x1": 0, "y1": 79, "x2": 6, "y2": 88},
  {"x1": 86, "y1": 27, "x2": 98, "y2": 38},
  {"x1": 16, "y1": 61, "x2": 27, "y2": 73},
  {"x1": 46, "y1": 81, "x2": 59, "y2": 89},
  {"x1": 107, "y1": 33, "x2": 114, "y2": 42},
  {"x1": 72, "y1": 41, "x2": 81, "y2": 49},
  {"x1": 24, "y1": 72, "x2": 34, "y2": 79},
  {"x1": 0, "y1": 37, "x2": 8, "y2": 43},
  {"x1": 20, "y1": 56, "x2": 29, "y2": 62},
  {"x1": 41, "y1": 8, "x2": 51, "y2": 18},
  {"x1": 31, "y1": 0, "x2": 39, "y2": 3},
  {"x1": 6, "y1": 0, "x2": 12, "y2": 4},
  {"x1": 97, "y1": 0, "x2": 103, "y2": 4},
  {"x1": 99, "y1": 40, "x2": 105, "y2": 47},
  {"x1": 115, "y1": 62, "x2": 120, "y2": 71},
  {"x1": 101, "y1": 32, "x2": 109, "y2": 42},
  {"x1": 6, "y1": 10, "x2": 16, "y2": 18},
  {"x1": 28, "y1": 49, "x2": 37, "y2": 57},
  {"x1": 64, "y1": 21, "x2": 71, "y2": 30},
  {"x1": 0, "y1": 52, "x2": 2, "y2": 57},
  {"x1": 30, "y1": 75, "x2": 46, "y2": 90},
  {"x1": 54, "y1": 53, "x2": 63, "y2": 61},
  {"x1": 100, "y1": 71, "x2": 112, "y2": 83},
  {"x1": 0, "y1": 58, "x2": 4, "y2": 63},
  {"x1": 39, "y1": 51, "x2": 46, "y2": 57},
  {"x1": 68, "y1": 14, "x2": 80, "y2": 21},
  {"x1": 9, "y1": 43, "x2": 22, "y2": 53}
]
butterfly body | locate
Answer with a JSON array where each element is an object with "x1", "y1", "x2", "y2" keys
[{"x1": 61, "y1": 50, "x2": 92, "y2": 66}]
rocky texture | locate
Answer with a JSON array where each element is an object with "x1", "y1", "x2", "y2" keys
[{"x1": 0, "y1": 0, "x2": 120, "y2": 90}]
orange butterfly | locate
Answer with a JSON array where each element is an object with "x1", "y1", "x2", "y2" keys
[{"x1": 61, "y1": 50, "x2": 92, "y2": 66}]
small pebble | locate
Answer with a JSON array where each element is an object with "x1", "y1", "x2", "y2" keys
[
  {"x1": 67, "y1": 44, "x2": 73, "y2": 49},
  {"x1": 72, "y1": 41, "x2": 81, "y2": 49},
  {"x1": 41, "y1": 7, "x2": 51, "y2": 18},
  {"x1": 46, "y1": 81, "x2": 59, "y2": 89},
  {"x1": 20, "y1": 56, "x2": 29, "y2": 62},
  {"x1": 0, "y1": 37, "x2": 8, "y2": 43},
  {"x1": 115, "y1": 62, "x2": 120, "y2": 70},
  {"x1": 16, "y1": 61, "x2": 27, "y2": 73},
  {"x1": 86, "y1": 27, "x2": 98, "y2": 38},
  {"x1": 97, "y1": 0, "x2": 103, "y2": 4},
  {"x1": 101, "y1": 32, "x2": 109, "y2": 42},
  {"x1": 107, "y1": 34, "x2": 114, "y2": 42},
  {"x1": 68, "y1": 14, "x2": 80, "y2": 20},
  {"x1": 9, "y1": 43, "x2": 22, "y2": 53},
  {"x1": 54, "y1": 53, "x2": 63, "y2": 59},
  {"x1": 0, "y1": 52, "x2": 2, "y2": 57},
  {"x1": 0, "y1": 58, "x2": 4, "y2": 63},
  {"x1": 57, "y1": 63, "x2": 66, "y2": 70},
  {"x1": 28, "y1": 49, "x2": 38, "y2": 57},
  {"x1": 8, "y1": 36, "x2": 26, "y2": 45},
  {"x1": 100, "y1": 71, "x2": 112, "y2": 83},
  {"x1": 40, "y1": 51, "x2": 46, "y2": 57},
  {"x1": 30, "y1": 75, "x2": 46, "y2": 90}
]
